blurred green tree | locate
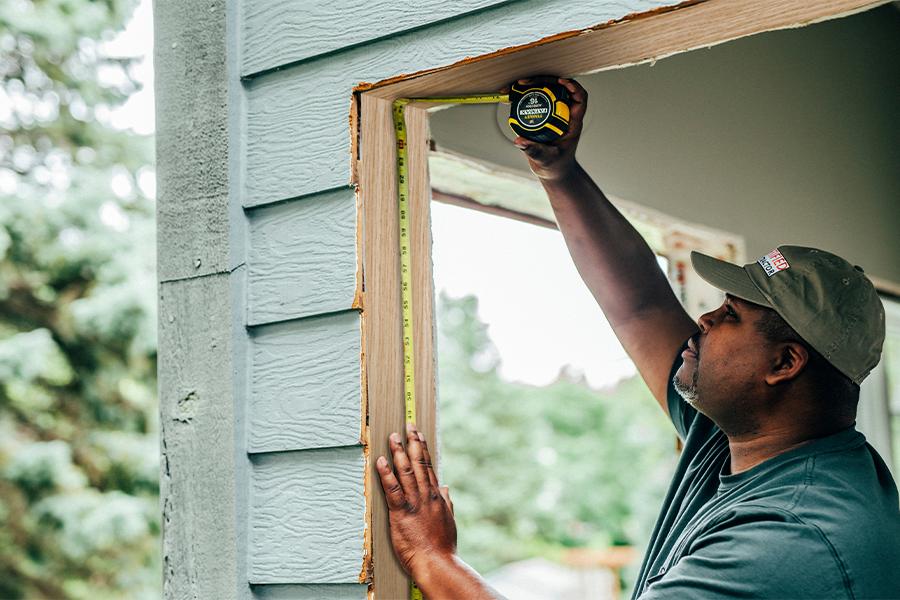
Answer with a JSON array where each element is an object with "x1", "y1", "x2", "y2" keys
[
  {"x1": 436, "y1": 292, "x2": 678, "y2": 591},
  {"x1": 0, "y1": 1, "x2": 159, "y2": 598}
]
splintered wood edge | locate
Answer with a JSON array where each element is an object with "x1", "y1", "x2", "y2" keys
[
  {"x1": 350, "y1": 0, "x2": 888, "y2": 596},
  {"x1": 355, "y1": 0, "x2": 885, "y2": 100},
  {"x1": 356, "y1": 96, "x2": 436, "y2": 599}
]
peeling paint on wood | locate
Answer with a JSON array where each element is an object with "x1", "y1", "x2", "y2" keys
[
  {"x1": 159, "y1": 275, "x2": 238, "y2": 598},
  {"x1": 355, "y1": 0, "x2": 704, "y2": 94},
  {"x1": 249, "y1": 311, "x2": 363, "y2": 453}
]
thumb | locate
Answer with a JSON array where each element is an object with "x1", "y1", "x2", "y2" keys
[
  {"x1": 515, "y1": 139, "x2": 558, "y2": 163},
  {"x1": 440, "y1": 485, "x2": 454, "y2": 515}
]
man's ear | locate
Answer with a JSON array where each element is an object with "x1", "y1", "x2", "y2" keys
[{"x1": 765, "y1": 342, "x2": 809, "y2": 386}]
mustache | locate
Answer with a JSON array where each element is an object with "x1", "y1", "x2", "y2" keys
[{"x1": 688, "y1": 333, "x2": 701, "y2": 356}]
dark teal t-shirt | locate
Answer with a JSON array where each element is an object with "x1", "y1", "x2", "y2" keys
[{"x1": 632, "y1": 342, "x2": 900, "y2": 599}]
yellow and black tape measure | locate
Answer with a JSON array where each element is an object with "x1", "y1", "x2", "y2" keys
[
  {"x1": 392, "y1": 76, "x2": 571, "y2": 600},
  {"x1": 507, "y1": 79, "x2": 571, "y2": 143}
]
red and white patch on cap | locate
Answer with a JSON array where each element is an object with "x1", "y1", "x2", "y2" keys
[{"x1": 758, "y1": 249, "x2": 790, "y2": 277}]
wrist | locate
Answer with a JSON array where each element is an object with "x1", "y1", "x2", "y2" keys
[
  {"x1": 410, "y1": 551, "x2": 459, "y2": 592},
  {"x1": 536, "y1": 158, "x2": 580, "y2": 184}
]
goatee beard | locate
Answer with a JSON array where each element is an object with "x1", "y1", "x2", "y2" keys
[{"x1": 673, "y1": 365, "x2": 700, "y2": 409}]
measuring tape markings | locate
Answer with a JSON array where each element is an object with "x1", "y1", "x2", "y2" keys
[
  {"x1": 392, "y1": 94, "x2": 508, "y2": 426},
  {"x1": 392, "y1": 93, "x2": 509, "y2": 600}
]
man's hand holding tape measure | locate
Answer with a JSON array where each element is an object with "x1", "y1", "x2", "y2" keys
[{"x1": 511, "y1": 77, "x2": 588, "y2": 182}]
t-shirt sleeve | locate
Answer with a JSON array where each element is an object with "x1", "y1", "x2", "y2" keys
[
  {"x1": 666, "y1": 339, "x2": 700, "y2": 441},
  {"x1": 638, "y1": 510, "x2": 851, "y2": 599}
]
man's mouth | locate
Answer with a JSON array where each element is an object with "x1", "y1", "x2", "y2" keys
[{"x1": 686, "y1": 335, "x2": 700, "y2": 358}]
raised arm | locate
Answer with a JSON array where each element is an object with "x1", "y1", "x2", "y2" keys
[{"x1": 514, "y1": 78, "x2": 698, "y2": 411}]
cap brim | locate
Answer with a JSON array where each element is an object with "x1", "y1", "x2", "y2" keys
[{"x1": 690, "y1": 251, "x2": 770, "y2": 307}]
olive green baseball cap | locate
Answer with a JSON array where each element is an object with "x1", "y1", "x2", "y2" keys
[{"x1": 690, "y1": 245, "x2": 885, "y2": 384}]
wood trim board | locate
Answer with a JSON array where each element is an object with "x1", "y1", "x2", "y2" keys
[
  {"x1": 354, "y1": 0, "x2": 884, "y2": 596},
  {"x1": 359, "y1": 97, "x2": 438, "y2": 598},
  {"x1": 363, "y1": 0, "x2": 886, "y2": 100}
]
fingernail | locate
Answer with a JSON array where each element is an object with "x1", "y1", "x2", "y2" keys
[
  {"x1": 406, "y1": 422, "x2": 415, "y2": 433},
  {"x1": 390, "y1": 432, "x2": 401, "y2": 444},
  {"x1": 376, "y1": 456, "x2": 387, "y2": 469},
  {"x1": 417, "y1": 432, "x2": 425, "y2": 442}
]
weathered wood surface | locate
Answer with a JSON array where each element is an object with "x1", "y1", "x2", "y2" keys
[
  {"x1": 359, "y1": 99, "x2": 438, "y2": 599},
  {"x1": 249, "y1": 447, "x2": 366, "y2": 583},
  {"x1": 372, "y1": 0, "x2": 887, "y2": 99},
  {"x1": 247, "y1": 188, "x2": 359, "y2": 324},
  {"x1": 159, "y1": 274, "x2": 238, "y2": 599},
  {"x1": 244, "y1": 0, "x2": 672, "y2": 207},
  {"x1": 251, "y1": 584, "x2": 368, "y2": 600},
  {"x1": 155, "y1": 0, "x2": 232, "y2": 282},
  {"x1": 241, "y1": 0, "x2": 515, "y2": 77},
  {"x1": 249, "y1": 311, "x2": 363, "y2": 453}
]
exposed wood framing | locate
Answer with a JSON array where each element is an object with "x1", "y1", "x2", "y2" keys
[
  {"x1": 359, "y1": 98, "x2": 437, "y2": 599},
  {"x1": 354, "y1": 0, "x2": 884, "y2": 596},
  {"x1": 363, "y1": 0, "x2": 886, "y2": 100}
]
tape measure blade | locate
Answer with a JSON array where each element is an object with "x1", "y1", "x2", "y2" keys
[{"x1": 394, "y1": 93, "x2": 511, "y2": 599}]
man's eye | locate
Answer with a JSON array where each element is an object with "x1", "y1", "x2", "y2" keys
[{"x1": 725, "y1": 307, "x2": 737, "y2": 319}]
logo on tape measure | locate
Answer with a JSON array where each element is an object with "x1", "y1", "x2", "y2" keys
[{"x1": 516, "y1": 91, "x2": 552, "y2": 128}]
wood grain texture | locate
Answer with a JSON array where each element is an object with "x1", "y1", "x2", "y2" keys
[
  {"x1": 249, "y1": 447, "x2": 366, "y2": 584},
  {"x1": 251, "y1": 584, "x2": 368, "y2": 600},
  {"x1": 369, "y1": 0, "x2": 887, "y2": 98},
  {"x1": 244, "y1": 0, "x2": 672, "y2": 206},
  {"x1": 159, "y1": 275, "x2": 238, "y2": 599},
  {"x1": 247, "y1": 188, "x2": 359, "y2": 325},
  {"x1": 249, "y1": 311, "x2": 363, "y2": 453},
  {"x1": 359, "y1": 98, "x2": 438, "y2": 600},
  {"x1": 241, "y1": 0, "x2": 513, "y2": 77}
]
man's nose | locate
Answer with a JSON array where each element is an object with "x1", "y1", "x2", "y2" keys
[{"x1": 697, "y1": 306, "x2": 721, "y2": 333}]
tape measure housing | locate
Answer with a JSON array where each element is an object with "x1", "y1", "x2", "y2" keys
[{"x1": 508, "y1": 79, "x2": 571, "y2": 143}]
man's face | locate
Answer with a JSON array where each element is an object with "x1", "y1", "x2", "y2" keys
[{"x1": 673, "y1": 294, "x2": 775, "y2": 435}]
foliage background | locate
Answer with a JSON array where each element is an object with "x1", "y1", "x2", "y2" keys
[
  {"x1": 0, "y1": 0, "x2": 159, "y2": 597},
  {"x1": 436, "y1": 293, "x2": 677, "y2": 595}
]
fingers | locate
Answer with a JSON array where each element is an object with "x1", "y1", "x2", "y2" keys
[
  {"x1": 558, "y1": 77, "x2": 587, "y2": 106},
  {"x1": 389, "y1": 431, "x2": 420, "y2": 506},
  {"x1": 514, "y1": 137, "x2": 561, "y2": 162},
  {"x1": 418, "y1": 430, "x2": 440, "y2": 490},
  {"x1": 558, "y1": 77, "x2": 587, "y2": 137},
  {"x1": 440, "y1": 485, "x2": 454, "y2": 515},
  {"x1": 376, "y1": 455, "x2": 407, "y2": 511},
  {"x1": 405, "y1": 423, "x2": 433, "y2": 496}
]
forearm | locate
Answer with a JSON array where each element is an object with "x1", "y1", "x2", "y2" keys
[
  {"x1": 413, "y1": 554, "x2": 506, "y2": 600},
  {"x1": 540, "y1": 161, "x2": 681, "y2": 325}
]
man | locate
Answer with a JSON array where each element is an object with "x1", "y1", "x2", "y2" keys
[{"x1": 375, "y1": 79, "x2": 900, "y2": 599}]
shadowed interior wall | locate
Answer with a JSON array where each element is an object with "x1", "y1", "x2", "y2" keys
[{"x1": 430, "y1": 5, "x2": 900, "y2": 283}]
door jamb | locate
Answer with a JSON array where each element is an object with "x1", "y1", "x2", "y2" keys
[{"x1": 354, "y1": 0, "x2": 886, "y2": 596}]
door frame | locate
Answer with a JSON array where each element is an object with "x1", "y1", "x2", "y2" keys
[{"x1": 353, "y1": 1, "x2": 886, "y2": 595}]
